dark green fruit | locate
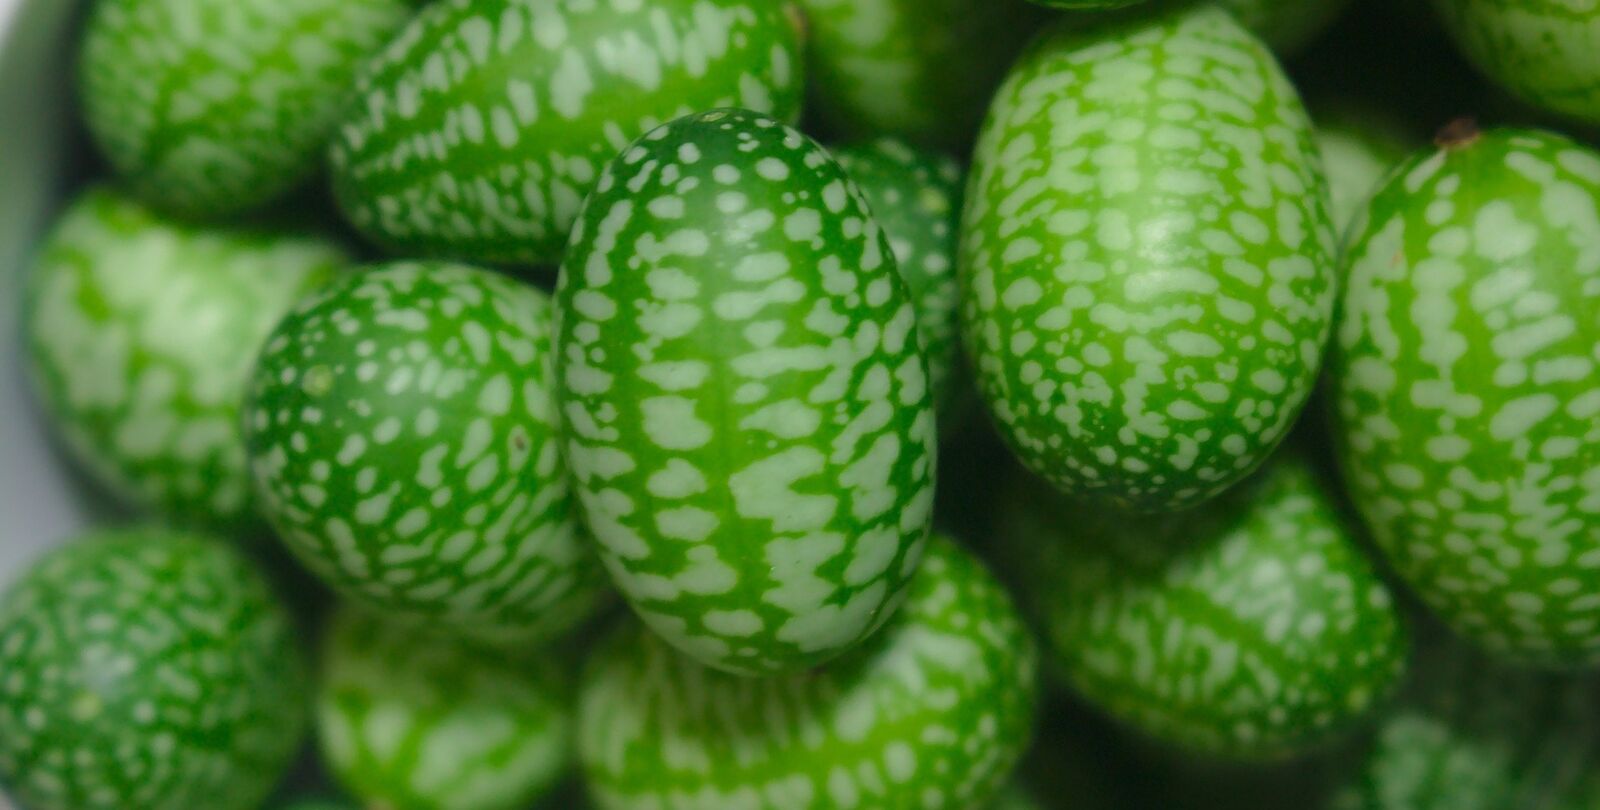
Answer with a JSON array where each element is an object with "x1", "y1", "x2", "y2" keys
[
  {"x1": 1332, "y1": 127, "x2": 1600, "y2": 665},
  {"x1": 832, "y1": 137, "x2": 963, "y2": 411},
  {"x1": 994, "y1": 454, "x2": 1408, "y2": 759},
  {"x1": 961, "y1": 6, "x2": 1337, "y2": 512},
  {"x1": 577, "y1": 534, "x2": 1038, "y2": 810},
  {"x1": 1328, "y1": 637, "x2": 1596, "y2": 810},
  {"x1": 555, "y1": 108, "x2": 936, "y2": 675},
  {"x1": 1217, "y1": 0, "x2": 1354, "y2": 53},
  {"x1": 0, "y1": 528, "x2": 307, "y2": 810},
  {"x1": 24, "y1": 187, "x2": 347, "y2": 531},
  {"x1": 246, "y1": 261, "x2": 608, "y2": 644},
  {"x1": 329, "y1": 0, "x2": 805, "y2": 266},
  {"x1": 797, "y1": 0, "x2": 1043, "y2": 151},
  {"x1": 79, "y1": 0, "x2": 413, "y2": 217},
  {"x1": 316, "y1": 606, "x2": 573, "y2": 810},
  {"x1": 1434, "y1": 0, "x2": 1600, "y2": 125}
]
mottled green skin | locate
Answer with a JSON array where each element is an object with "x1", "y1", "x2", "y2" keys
[
  {"x1": 555, "y1": 109, "x2": 936, "y2": 676},
  {"x1": 0, "y1": 529, "x2": 306, "y2": 810},
  {"x1": 578, "y1": 535, "x2": 1038, "y2": 810},
  {"x1": 797, "y1": 0, "x2": 1043, "y2": 151},
  {"x1": 329, "y1": 0, "x2": 804, "y2": 266},
  {"x1": 246, "y1": 262, "x2": 607, "y2": 645},
  {"x1": 316, "y1": 606, "x2": 573, "y2": 810},
  {"x1": 24, "y1": 187, "x2": 346, "y2": 532},
  {"x1": 832, "y1": 138, "x2": 963, "y2": 412},
  {"x1": 1332, "y1": 129, "x2": 1600, "y2": 665},
  {"x1": 1328, "y1": 640, "x2": 1595, "y2": 810},
  {"x1": 961, "y1": 7, "x2": 1337, "y2": 513},
  {"x1": 79, "y1": 0, "x2": 412, "y2": 218},
  {"x1": 1434, "y1": 0, "x2": 1600, "y2": 125},
  {"x1": 1313, "y1": 109, "x2": 1413, "y2": 236},
  {"x1": 995, "y1": 455, "x2": 1407, "y2": 759}
]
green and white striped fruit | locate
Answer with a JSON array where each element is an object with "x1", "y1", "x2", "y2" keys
[
  {"x1": 1328, "y1": 638, "x2": 1595, "y2": 810},
  {"x1": 24, "y1": 187, "x2": 347, "y2": 531},
  {"x1": 329, "y1": 0, "x2": 804, "y2": 267},
  {"x1": 832, "y1": 138, "x2": 963, "y2": 411},
  {"x1": 555, "y1": 108, "x2": 936, "y2": 676},
  {"x1": 1313, "y1": 107, "x2": 1414, "y2": 235},
  {"x1": 578, "y1": 534, "x2": 1038, "y2": 810},
  {"x1": 0, "y1": 528, "x2": 306, "y2": 810},
  {"x1": 246, "y1": 261, "x2": 608, "y2": 644},
  {"x1": 1332, "y1": 126, "x2": 1600, "y2": 665},
  {"x1": 797, "y1": 0, "x2": 1043, "y2": 151},
  {"x1": 961, "y1": 6, "x2": 1337, "y2": 513},
  {"x1": 1434, "y1": 0, "x2": 1600, "y2": 125},
  {"x1": 79, "y1": 0, "x2": 413, "y2": 218},
  {"x1": 316, "y1": 605, "x2": 573, "y2": 810},
  {"x1": 994, "y1": 455, "x2": 1407, "y2": 759}
]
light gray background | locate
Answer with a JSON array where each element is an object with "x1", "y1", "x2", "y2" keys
[{"x1": 0, "y1": 0, "x2": 93, "y2": 587}]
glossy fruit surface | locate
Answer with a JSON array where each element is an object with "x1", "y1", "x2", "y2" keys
[
  {"x1": 329, "y1": 0, "x2": 805, "y2": 266},
  {"x1": 0, "y1": 528, "x2": 306, "y2": 810},
  {"x1": 246, "y1": 261, "x2": 607, "y2": 644},
  {"x1": 961, "y1": 6, "x2": 1337, "y2": 512},
  {"x1": 556, "y1": 108, "x2": 936, "y2": 675},
  {"x1": 832, "y1": 138, "x2": 963, "y2": 411},
  {"x1": 1332, "y1": 127, "x2": 1600, "y2": 665},
  {"x1": 995, "y1": 455, "x2": 1408, "y2": 758},
  {"x1": 24, "y1": 187, "x2": 347, "y2": 531},
  {"x1": 577, "y1": 534, "x2": 1038, "y2": 810},
  {"x1": 317, "y1": 606, "x2": 573, "y2": 810},
  {"x1": 797, "y1": 0, "x2": 1043, "y2": 151},
  {"x1": 1434, "y1": 0, "x2": 1600, "y2": 125},
  {"x1": 79, "y1": 0, "x2": 413, "y2": 217}
]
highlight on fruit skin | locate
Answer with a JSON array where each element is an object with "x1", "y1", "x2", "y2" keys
[
  {"x1": 577, "y1": 534, "x2": 1039, "y2": 810},
  {"x1": 0, "y1": 528, "x2": 308, "y2": 810},
  {"x1": 960, "y1": 5, "x2": 1337, "y2": 514}
]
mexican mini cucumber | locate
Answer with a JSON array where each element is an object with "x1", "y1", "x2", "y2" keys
[
  {"x1": 577, "y1": 534, "x2": 1038, "y2": 810},
  {"x1": 961, "y1": 6, "x2": 1337, "y2": 513},
  {"x1": 316, "y1": 605, "x2": 573, "y2": 810},
  {"x1": 0, "y1": 528, "x2": 306, "y2": 810},
  {"x1": 1332, "y1": 126, "x2": 1600, "y2": 665},
  {"x1": 994, "y1": 455, "x2": 1408, "y2": 759},
  {"x1": 78, "y1": 0, "x2": 414, "y2": 218},
  {"x1": 329, "y1": 0, "x2": 804, "y2": 266},
  {"x1": 832, "y1": 138, "x2": 963, "y2": 411},
  {"x1": 246, "y1": 261, "x2": 609, "y2": 644},
  {"x1": 24, "y1": 187, "x2": 348, "y2": 532},
  {"x1": 797, "y1": 0, "x2": 1043, "y2": 151},
  {"x1": 555, "y1": 108, "x2": 937, "y2": 676},
  {"x1": 1434, "y1": 0, "x2": 1600, "y2": 125}
]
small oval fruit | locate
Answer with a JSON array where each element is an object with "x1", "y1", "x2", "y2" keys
[
  {"x1": 246, "y1": 261, "x2": 608, "y2": 644},
  {"x1": 329, "y1": 0, "x2": 804, "y2": 266},
  {"x1": 832, "y1": 138, "x2": 963, "y2": 411},
  {"x1": 316, "y1": 606, "x2": 573, "y2": 810},
  {"x1": 961, "y1": 6, "x2": 1337, "y2": 512},
  {"x1": 797, "y1": 0, "x2": 1044, "y2": 151},
  {"x1": 578, "y1": 534, "x2": 1038, "y2": 810},
  {"x1": 1327, "y1": 638, "x2": 1596, "y2": 810},
  {"x1": 556, "y1": 108, "x2": 936, "y2": 675},
  {"x1": 1433, "y1": 0, "x2": 1600, "y2": 125},
  {"x1": 994, "y1": 455, "x2": 1408, "y2": 759},
  {"x1": 0, "y1": 528, "x2": 307, "y2": 810},
  {"x1": 24, "y1": 187, "x2": 347, "y2": 531},
  {"x1": 1332, "y1": 126, "x2": 1600, "y2": 665},
  {"x1": 78, "y1": 0, "x2": 413, "y2": 217}
]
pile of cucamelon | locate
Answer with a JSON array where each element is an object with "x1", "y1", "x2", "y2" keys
[{"x1": 4, "y1": 0, "x2": 1598, "y2": 807}]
